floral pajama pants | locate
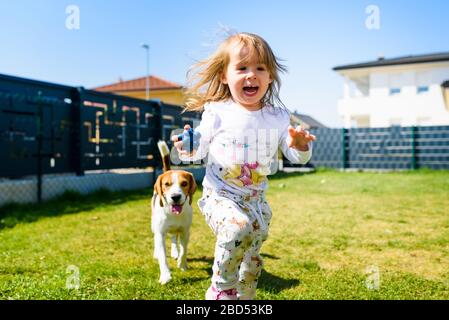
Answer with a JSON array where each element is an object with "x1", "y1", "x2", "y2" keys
[{"x1": 198, "y1": 187, "x2": 272, "y2": 300}]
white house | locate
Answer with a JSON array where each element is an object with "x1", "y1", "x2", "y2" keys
[{"x1": 334, "y1": 52, "x2": 449, "y2": 128}]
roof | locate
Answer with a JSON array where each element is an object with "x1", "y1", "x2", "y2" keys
[
  {"x1": 291, "y1": 112, "x2": 327, "y2": 128},
  {"x1": 333, "y1": 51, "x2": 449, "y2": 71},
  {"x1": 92, "y1": 75, "x2": 183, "y2": 92}
]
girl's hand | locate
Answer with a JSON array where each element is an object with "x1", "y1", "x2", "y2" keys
[
  {"x1": 286, "y1": 125, "x2": 316, "y2": 151},
  {"x1": 171, "y1": 124, "x2": 198, "y2": 157}
]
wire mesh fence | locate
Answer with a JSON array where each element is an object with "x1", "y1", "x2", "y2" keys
[{"x1": 309, "y1": 125, "x2": 449, "y2": 170}]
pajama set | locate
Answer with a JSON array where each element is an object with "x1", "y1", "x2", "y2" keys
[{"x1": 182, "y1": 99, "x2": 312, "y2": 299}]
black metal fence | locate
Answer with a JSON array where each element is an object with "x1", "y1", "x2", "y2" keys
[
  {"x1": 2, "y1": 73, "x2": 449, "y2": 204},
  {"x1": 0, "y1": 73, "x2": 200, "y2": 202},
  {"x1": 309, "y1": 126, "x2": 449, "y2": 170}
]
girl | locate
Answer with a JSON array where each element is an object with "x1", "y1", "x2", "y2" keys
[{"x1": 172, "y1": 32, "x2": 316, "y2": 300}]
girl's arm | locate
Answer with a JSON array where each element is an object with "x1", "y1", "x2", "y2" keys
[
  {"x1": 279, "y1": 125, "x2": 314, "y2": 164},
  {"x1": 173, "y1": 104, "x2": 219, "y2": 162}
]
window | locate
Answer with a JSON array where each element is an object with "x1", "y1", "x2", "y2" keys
[
  {"x1": 389, "y1": 88, "x2": 401, "y2": 96},
  {"x1": 416, "y1": 71, "x2": 431, "y2": 95},
  {"x1": 389, "y1": 73, "x2": 402, "y2": 96},
  {"x1": 417, "y1": 86, "x2": 429, "y2": 94}
]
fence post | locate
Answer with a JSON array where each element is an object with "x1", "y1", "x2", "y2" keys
[
  {"x1": 155, "y1": 100, "x2": 164, "y2": 172},
  {"x1": 36, "y1": 91, "x2": 43, "y2": 202},
  {"x1": 155, "y1": 101, "x2": 164, "y2": 144},
  {"x1": 411, "y1": 125, "x2": 417, "y2": 170},
  {"x1": 341, "y1": 128, "x2": 348, "y2": 169},
  {"x1": 74, "y1": 87, "x2": 85, "y2": 176}
]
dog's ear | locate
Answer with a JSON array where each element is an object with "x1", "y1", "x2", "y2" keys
[
  {"x1": 154, "y1": 174, "x2": 164, "y2": 207},
  {"x1": 188, "y1": 173, "x2": 197, "y2": 205}
]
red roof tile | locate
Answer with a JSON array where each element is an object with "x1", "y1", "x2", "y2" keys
[{"x1": 92, "y1": 75, "x2": 182, "y2": 92}]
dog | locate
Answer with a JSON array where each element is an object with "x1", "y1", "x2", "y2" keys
[{"x1": 151, "y1": 140, "x2": 197, "y2": 284}]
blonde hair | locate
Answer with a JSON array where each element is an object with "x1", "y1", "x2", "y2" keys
[{"x1": 184, "y1": 32, "x2": 287, "y2": 112}]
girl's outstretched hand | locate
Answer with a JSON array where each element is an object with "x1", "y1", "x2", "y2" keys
[{"x1": 286, "y1": 125, "x2": 316, "y2": 151}]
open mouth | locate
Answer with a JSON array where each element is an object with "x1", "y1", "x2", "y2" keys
[
  {"x1": 171, "y1": 204, "x2": 183, "y2": 215},
  {"x1": 243, "y1": 86, "x2": 259, "y2": 97}
]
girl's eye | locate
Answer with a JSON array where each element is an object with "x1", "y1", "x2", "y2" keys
[
  {"x1": 238, "y1": 66, "x2": 246, "y2": 71},
  {"x1": 257, "y1": 66, "x2": 266, "y2": 71}
]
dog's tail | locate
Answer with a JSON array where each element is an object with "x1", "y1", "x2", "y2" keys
[{"x1": 157, "y1": 140, "x2": 171, "y2": 172}]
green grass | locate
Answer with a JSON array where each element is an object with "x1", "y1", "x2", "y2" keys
[{"x1": 1, "y1": 169, "x2": 449, "y2": 299}]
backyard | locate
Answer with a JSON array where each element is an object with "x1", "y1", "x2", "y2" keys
[{"x1": 0, "y1": 169, "x2": 448, "y2": 299}]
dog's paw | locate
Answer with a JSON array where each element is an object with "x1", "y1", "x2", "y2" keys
[
  {"x1": 177, "y1": 260, "x2": 188, "y2": 271},
  {"x1": 159, "y1": 273, "x2": 172, "y2": 285}
]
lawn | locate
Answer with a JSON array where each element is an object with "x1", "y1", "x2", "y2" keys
[{"x1": 1, "y1": 169, "x2": 448, "y2": 300}]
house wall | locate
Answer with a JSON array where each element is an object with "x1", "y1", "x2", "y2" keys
[
  {"x1": 338, "y1": 62, "x2": 449, "y2": 128},
  {"x1": 115, "y1": 88, "x2": 186, "y2": 105}
]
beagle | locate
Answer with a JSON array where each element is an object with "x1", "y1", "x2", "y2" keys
[{"x1": 151, "y1": 141, "x2": 197, "y2": 285}]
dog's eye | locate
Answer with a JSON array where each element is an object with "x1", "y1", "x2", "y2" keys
[
  {"x1": 164, "y1": 182, "x2": 171, "y2": 187},
  {"x1": 181, "y1": 181, "x2": 188, "y2": 187}
]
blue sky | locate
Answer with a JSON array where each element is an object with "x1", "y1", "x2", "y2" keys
[{"x1": 0, "y1": 0, "x2": 448, "y2": 127}]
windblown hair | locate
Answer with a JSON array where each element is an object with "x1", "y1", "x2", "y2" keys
[{"x1": 184, "y1": 32, "x2": 287, "y2": 112}]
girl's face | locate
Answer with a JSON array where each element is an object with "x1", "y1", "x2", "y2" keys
[{"x1": 221, "y1": 43, "x2": 273, "y2": 110}]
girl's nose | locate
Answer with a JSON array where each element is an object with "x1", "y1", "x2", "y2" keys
[{"x1": 246, "y1": 70, "x2": 257, "y2": 79}]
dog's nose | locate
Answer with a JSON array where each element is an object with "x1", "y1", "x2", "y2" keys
[{"x1": 171, "y1": 194, "x2": 182, "y2": 203}]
